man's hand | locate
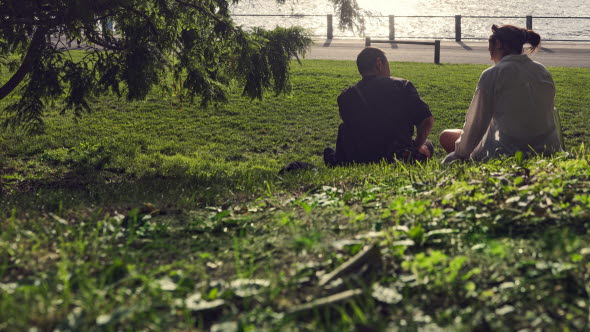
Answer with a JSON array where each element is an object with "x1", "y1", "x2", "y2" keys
[{"x1": 417, "y1": 144, "x2": 431, "y2": 158}]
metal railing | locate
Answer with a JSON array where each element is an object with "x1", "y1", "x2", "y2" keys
[
  {"x1": 365, "y1": 38, "x2": 441, "y2": 64},
  {"x1": 232, "y1": 14, "x2": 590, "y2": 42}
]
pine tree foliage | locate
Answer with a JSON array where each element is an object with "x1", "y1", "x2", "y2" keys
[{"x1": 0, "y1": 0, "x2": 364, "y2": 133}]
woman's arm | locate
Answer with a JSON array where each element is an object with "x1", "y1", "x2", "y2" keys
[{"x1": 454, "y1": 70, "x2": 496, "y2": 159}]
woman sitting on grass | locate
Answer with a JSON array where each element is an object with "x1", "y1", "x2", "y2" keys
[{"x1": 440, "y1": 24, "x2": 563, "y2": 163}]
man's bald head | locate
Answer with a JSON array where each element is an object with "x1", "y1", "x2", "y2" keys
[{"x1": 356, "y1": 47, "x2": 390, "y2": 77}]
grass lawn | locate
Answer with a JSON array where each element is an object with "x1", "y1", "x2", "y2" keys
[{"x1": 1, "y1": 59, "x2": 590, "y2": 330}]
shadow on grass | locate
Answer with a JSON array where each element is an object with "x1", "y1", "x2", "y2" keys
[{"x1": 0, "y1": 167, "x2": 283, "y2": 214}]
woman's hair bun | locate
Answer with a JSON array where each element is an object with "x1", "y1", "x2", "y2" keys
[
  {"x1": 526, "y1": 29, "x2": 541, "y2": 47},
  {"x1": 490, "y1": 24, "x2": 541, "y2": 53}
]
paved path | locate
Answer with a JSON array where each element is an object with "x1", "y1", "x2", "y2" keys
[
  {"x1": 51, "y1": 35, "x2": 589, "y2": 68},
  {"x1": 308, "y1": 39, "x2": 590, "y2": 68}
]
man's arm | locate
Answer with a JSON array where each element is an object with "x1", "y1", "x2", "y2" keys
[
  {"x1": 403, "y1": 80, "x2": 433, "y2": 156},
  {"x1": 414, "y1": 115, "x2": 434, "y2": 148}
]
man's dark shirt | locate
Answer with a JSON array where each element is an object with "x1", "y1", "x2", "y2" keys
[{"x1": 335, "y1": 76, "x2": 432, "y2": 164}]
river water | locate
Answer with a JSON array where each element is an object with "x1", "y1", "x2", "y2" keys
[{"x1": 231, "y1": 0, "x2": 590, "y2": 40}]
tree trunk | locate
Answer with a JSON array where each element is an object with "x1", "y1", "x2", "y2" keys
[{"x1": 0, "y1": 28, "x2": 48, "y2": 100}]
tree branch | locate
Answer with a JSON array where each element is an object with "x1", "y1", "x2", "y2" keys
[
  {"x1": 83, "y1": 27, "x2": 123, "y2": 51},
  {"x1": 121, "y1": 6, "x2": 159, "y2": 36},
  {"x1": 0, "y1": 27, "x2": 48, "y2": 100},
  {"x1": 174, "y1": 0, "x2": 228, "y2": 26}
]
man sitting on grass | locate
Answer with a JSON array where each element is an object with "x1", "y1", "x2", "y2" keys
[{"x1": 324, "y1": 47, "x2": 435, "y2": 166}]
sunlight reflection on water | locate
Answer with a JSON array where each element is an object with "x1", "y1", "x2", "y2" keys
[{"x1": 232, "y1": 0, "x2": 590, "y2": 40}]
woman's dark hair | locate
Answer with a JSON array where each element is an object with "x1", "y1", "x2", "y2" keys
[{"x1": 489, "y1": 24, "x2": 541, "y2": 54}]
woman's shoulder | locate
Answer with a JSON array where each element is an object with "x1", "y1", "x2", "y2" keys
[
  {"x1": 478, "y1": 65, "x2": 499, "y2": 82},
  {"x1": 528, "y1": 59, "x2": 552, "y2": 74},
  {"x1": 483, "y1": 56, "x2": 548, "y2": 77}
]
